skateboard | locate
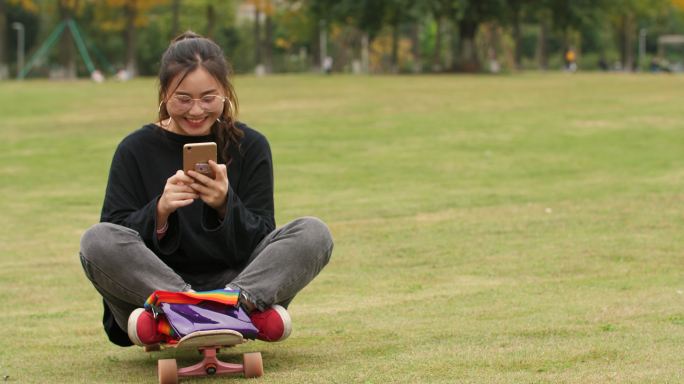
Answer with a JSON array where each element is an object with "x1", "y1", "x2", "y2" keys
[{"x1": 146, "y1": 329, "x2": 263, "y2": 384}]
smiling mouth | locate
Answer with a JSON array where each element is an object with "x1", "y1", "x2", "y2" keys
[{"x1": 185, "y1": 117, "x2": 207, "y2": 126}]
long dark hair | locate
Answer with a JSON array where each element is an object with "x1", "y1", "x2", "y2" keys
[{"x1": 158, "y1": 31, "x2": 243, "y2": 164}]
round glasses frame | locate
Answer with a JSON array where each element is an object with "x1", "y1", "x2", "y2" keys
[{"x1": 161, "y1": 94, "x2": 227, "y2": 113}]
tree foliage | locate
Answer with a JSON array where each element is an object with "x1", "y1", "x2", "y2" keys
[{"x1": 3, "y1": 0, "x2": 684, "y2": 77}]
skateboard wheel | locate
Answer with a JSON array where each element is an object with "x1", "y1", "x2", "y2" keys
[
  {"x1": 158, "y1": 359, "x2": 178, "y2": 384},
  {"x1": 243, "y1": 352, "x2": 263, "y2": 378}
]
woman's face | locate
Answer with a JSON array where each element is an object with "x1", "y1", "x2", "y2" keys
[{"x1": 164, "y1": 66, "x2": 226, "y2": 136}]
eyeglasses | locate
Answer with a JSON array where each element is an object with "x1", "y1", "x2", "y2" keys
[{"x1": 165, "y1": 94, "x2": 226, "y2": 112}]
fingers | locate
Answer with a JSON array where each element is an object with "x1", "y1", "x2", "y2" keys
[
  {"x1": 189, "y1": 180, "x2": 225, "y2": 202},
  {"x1": 165, "y1": 176, "x2": 197, "y2": 196},
  {"x1": 164, "y1": 197, "x2": 195, "y2": 210},
  {"x1": 188, "y1": 181, "x2": 211, "y2": 195},
  {"x1": 208, "y1": 160, "x2": 227, "y2": 178},
  {"x1": 187, "y1": 169, "x2": 212, "y2": 185},
  {"x1": 167, "y1": 191, "x2": 199, "y2": 201},
  {"x1": 159, "y1": 170, "x2": 200, "y2": 216},
  {"x1": 187, "y1": 161, "x2": 227, "y2": 184},
  {"x1": 171, "y1": 170, "x2": 195, "y2": 185},
  {"x1": 162, "y1": 188, "x2": 198, "y2": 204}
]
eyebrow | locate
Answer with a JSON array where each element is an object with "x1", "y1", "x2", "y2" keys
[{"x1": 174, "y1": 89, "x2": 220, "y2": 96}]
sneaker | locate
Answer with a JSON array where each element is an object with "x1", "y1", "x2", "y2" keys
[
  {"x1": 249, "y1": 305, "x2": 292, "y2": 342},
  {"x1": 127, "y1": 308, "x2": 165, "y2": 346}
]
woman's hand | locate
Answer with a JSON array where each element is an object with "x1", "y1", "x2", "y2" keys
[
  {"x1": 157, "y1": 170, "x2": 198, "y2": 226},
  {"x1": 187, "y1": 160, "x2": 229, "y2": 218}
]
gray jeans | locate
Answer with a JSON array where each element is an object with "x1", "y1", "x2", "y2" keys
[{"x1": 79, "y1": 216, "x2": 333, "y2": 332}]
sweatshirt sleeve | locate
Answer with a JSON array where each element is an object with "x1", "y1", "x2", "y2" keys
[
  {"x1": 201, "y1": 133, "x2": 275, "y2": 264},
  {"x1": 100, "y1": 143, "x2": 180, "y2": 254}
]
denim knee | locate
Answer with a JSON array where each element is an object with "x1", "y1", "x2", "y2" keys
[
  {"x1": 79, "y1": 222, "x2": 139, "y2": 265},
  {"x1": 80, "y1": 223, "x2": 109, "y2": 263},
  {"x1": 294, "y1": 216, "x2": 334, "y2": 266}
]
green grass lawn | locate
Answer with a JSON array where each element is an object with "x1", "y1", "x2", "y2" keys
[{"x1": 1, "y1": 72, "x2": 683, "y2": 383}]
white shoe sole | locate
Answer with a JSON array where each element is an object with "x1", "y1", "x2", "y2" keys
[
  {"x1": 127, "y1": 308, "x2": 146, "y2": 347},
  {"x1": 272, "y1": 305, "x2": 292, "y2": 341}
]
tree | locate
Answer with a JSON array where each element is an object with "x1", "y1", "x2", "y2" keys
[
  {"x1": 503, "y1": 0, "x2": 535, "y2": 70},
  {"x1": 245, "y1": 0, "x2": 276, "y2": 73},
  {"x1": 0, "y1": 0, "x2": 6, "y2": 79},
  {"x1": 261, "y1": 0, "x2": 276, "y2": 73},
  {"x1": 535, "y1": 6, "x2": 551, "y2": 70},
  {"x1": 206, "y1": 1, "x2": 215, "y2": 38},
  {"x1": 122, "y1": 0, "x2": 137, "y2": 75},
  {"x1": 306, "y1": 0, "x2": 388, "y2": 70},
  {"x1": 98, "y1": 0, "x2": 166, "y2": 77},
  {"x1": 170, "y1": 0, "x2": 180, "y2": 38},
  {"x1": 451, "y1": 0, "x2": 506, "y2": 72},
  {"x1": 252, "y1": 0, "x2": 261, "y2": 69},
  {"x1": 545, "y1": 0, "x2": 605, "y2": 68},
  {"x1": 383, "y1": 0, "x2": 429, "y2": 73},
  {"x1": 604, "y1": 0, "x2": 670, "y2": 71},
  {"x1": 384, "y1": 0, "x2": 409, "y2": 72},
  {"x1": 427, "y1": 0, "x2": 454, "y2": 71}
]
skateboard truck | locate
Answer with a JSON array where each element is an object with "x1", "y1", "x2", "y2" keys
[
  {"x1": 158, "y1": 348, "x2": 263, "y2": 383},
  {"x1": 153, "y1": 330, "x2": 263, "y2": 384}
]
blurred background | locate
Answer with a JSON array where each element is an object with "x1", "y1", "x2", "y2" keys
[{"x1": 2, "y1": 0, "x2": 684, "y2": 80}]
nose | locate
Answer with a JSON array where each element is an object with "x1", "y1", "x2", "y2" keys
[{"x1": 188, "y1": 99, "x2": 204, "y2": 114}]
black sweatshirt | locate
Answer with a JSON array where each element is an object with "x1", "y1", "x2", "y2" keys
[{"x1": 99, "y1": 123, "x2": 274, "y2": 345}]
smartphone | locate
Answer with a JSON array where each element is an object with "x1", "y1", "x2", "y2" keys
[{"x1": 183, "y1": 142, "x2": 217, "y2": 179}]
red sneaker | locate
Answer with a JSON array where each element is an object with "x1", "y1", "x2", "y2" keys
[
  {"x1": 249, "y1": 305, "x2": 292, "y2": 342},
  {"x1": 127, "y1": 308, "x2": 165, "y2": 346}
]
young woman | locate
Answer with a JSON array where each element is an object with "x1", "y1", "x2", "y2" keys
[{"x1": 79, "y1": 31, "x2": 333, "y2": 347}]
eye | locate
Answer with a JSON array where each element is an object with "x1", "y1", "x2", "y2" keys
[
  {"x1": 174, "y1": 95, "x2": 192, "y2": 103},
  {"x1": 201, "y1": 95, "x2": 217, "y2": 103}
]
